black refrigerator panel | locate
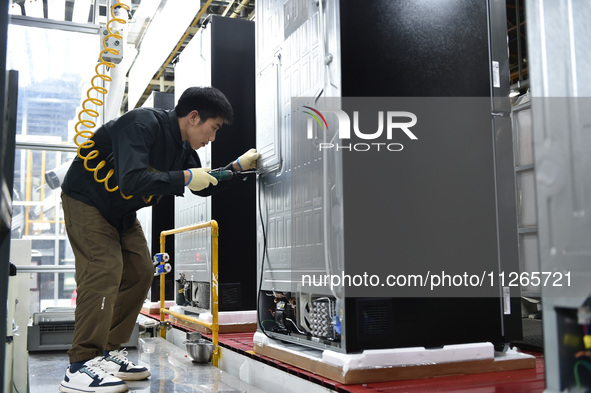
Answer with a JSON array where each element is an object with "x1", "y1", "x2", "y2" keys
[
  {"x1": 174, "y1": 16, "x2": 257, "y2": 312},
  {"x1": 211, "y1": 17, "x2": 257, "y2": 311},
  {"x1": 340, "y1": 0, "x2": 491, "y2": 98},
  {"x1": 344, "y1": 298, "x2": 509, "y2": 352},
  {"x1": 338, "y1": 0, "x2": 520, "y2": 351}
]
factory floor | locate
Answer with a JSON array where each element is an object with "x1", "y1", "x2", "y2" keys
[
  {"x1": 28, "y1": 322, "x2": 547, "y2": 393},
  {"x1": 29, "y1": 337, "x2": 266, "y2": 393}
]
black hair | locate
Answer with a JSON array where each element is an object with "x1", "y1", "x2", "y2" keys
[{"x1": 175, "y1": 86, "x2": 234, "y2": 124}]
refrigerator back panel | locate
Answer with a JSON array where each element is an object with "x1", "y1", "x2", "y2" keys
[
  {"x1": 256, "y1": 0, "x2": 343, "y2": 296},
  {"x1": 526, "y1": 1, "x2": 591, "y2": 390}
]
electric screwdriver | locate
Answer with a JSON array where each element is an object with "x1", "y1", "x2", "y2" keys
[
  {"x1": 210, "y1": 169, "x2": 257, "y2": 182},
  {"x1": 210, "y1": 170, "x2": 235, "y2": 182}
]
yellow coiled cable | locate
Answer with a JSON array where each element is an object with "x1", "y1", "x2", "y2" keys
[{"x1": 73, "y1": 1, "x2": 150, "y2": 201}]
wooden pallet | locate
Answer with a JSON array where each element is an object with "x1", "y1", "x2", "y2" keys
[{"x1": 254, "y1": 340, "x2": 536, "y2": 385}]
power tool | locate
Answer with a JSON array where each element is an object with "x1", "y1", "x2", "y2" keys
[{"x1": 210, "y1": 169, "x2": 258, "y2": 182}]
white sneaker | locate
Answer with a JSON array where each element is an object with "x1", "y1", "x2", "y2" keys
[
  {"x1": 59, "y1": 357, "x2": 128, "y2": 393},
  {"x1": 100, "y1": 349, "x2": 151, "y2": 381}
]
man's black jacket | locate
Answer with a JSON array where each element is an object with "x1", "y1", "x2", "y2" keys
[{"x1": 62, "y1": 107, "x2": 231, "y2": 231}]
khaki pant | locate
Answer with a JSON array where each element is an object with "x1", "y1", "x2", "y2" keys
[{"x1": 61, "y1": 193, "x2": 154, "y2": 363}]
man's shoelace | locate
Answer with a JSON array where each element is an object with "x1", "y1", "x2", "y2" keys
[
  {"x1": 81, "y1": 357, "x2": 110, "y2": 379},
  {"x1": 107, "y1": 349, "x2": 131, "y2": 365}
]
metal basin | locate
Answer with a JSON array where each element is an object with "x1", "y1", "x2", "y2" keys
[{"x1": 185, "y1": 339, "x2": 214, "y2": 363}]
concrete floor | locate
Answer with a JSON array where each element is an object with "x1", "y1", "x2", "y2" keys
[{"x1": 29, "y1": 337, "x2": 266, "y2": 393}]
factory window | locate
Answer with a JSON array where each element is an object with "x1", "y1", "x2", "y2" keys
[{"x1": 7, "y1": 22, "x2": 99, "y2": 311}]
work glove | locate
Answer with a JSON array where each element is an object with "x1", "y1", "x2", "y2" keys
[
  {"x1": 186, "y1": 167, "x2": 218, "y2": 191},
  {"x1": 236, "y1": 148, "x2": 260, "y2": 171}
]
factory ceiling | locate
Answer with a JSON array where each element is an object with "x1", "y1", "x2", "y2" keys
[
  {"x1": 9, "y1": 0, "x2": 255, "y2": 112},
  {"x1": 8, "y1": 0, "x2": 526, "y2": 111}
]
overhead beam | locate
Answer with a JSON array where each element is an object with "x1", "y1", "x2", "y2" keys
[
  {"x1": 127, "y1": 77, "x2": 175, "y2": 87},
  {"x1": 9, "y1": 14, "x2": 99, "y2": 34}
]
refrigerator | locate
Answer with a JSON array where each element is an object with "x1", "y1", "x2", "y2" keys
[
  {"x1": 526, "y1": 0, "x2": 591, "y2": 391},
  {"x1": 173, "y1": 15, "x2": 257, "y2": 312},
  {"x1": 255, "y1": 0, "x2": 522, "y2": 353}
]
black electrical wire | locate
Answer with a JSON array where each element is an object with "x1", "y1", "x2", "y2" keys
[{"x1": 256, "y1": 175, "x2": 273, "y2": 339}]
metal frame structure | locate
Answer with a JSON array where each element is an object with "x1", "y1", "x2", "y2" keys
[
  {"x1": 510, "y1": 95, "x2": 541, "y2": 299},
  {"x1": 158, "y1": 221, "x2": 220, "y2": 367}
]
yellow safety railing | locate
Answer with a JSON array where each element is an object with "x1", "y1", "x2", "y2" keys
[{"x1": 158, "y1": 220, "x2": 220, "y2": 367}]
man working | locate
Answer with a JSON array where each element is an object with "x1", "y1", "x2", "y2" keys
[{"x1": 59, "y1": 87, "x2": 259, "y2": 393}]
